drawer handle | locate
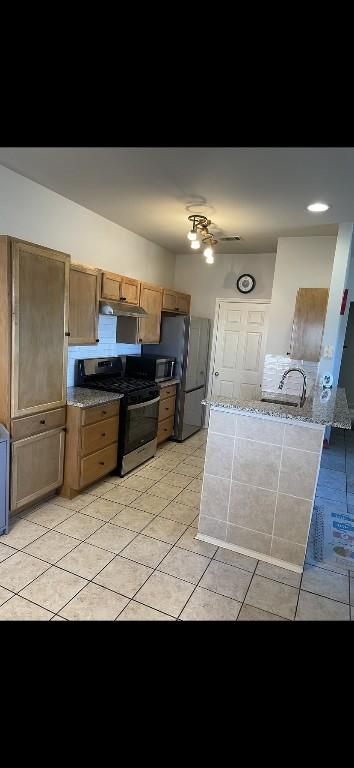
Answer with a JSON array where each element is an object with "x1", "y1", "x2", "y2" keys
[
  {"x1": 102, "y1": 410, "x2": 107, "y2": 415},
  {"x1": 40, "y1": 419, "x2": 46, "y2": 424},
  {"x1": 101, "y1": 432, "x2": 106, "y2": 437},
  {"x1": 99, "y1": 461, "x2": 105, "y2": 465}
]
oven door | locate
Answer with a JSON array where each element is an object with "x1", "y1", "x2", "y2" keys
[{"x1": 124, "y1": 396, "x2": 160, "y2": 454}]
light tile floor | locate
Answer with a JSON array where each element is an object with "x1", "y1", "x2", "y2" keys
[{"x1": 0, "y1": 426, "x2": 353, "y2": 621}]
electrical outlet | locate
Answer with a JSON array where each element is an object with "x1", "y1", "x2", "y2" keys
[{"x1": 322, "y1": 345, "x2": 334, "y2": 358}]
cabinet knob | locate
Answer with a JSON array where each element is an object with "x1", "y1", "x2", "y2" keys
[
  {"x1": 96, "y1": 339, "x2": 100, "y2": 343},
  {"x1": 138, "y1": 338, "x2": 142, "y2": 343},
  {"x1": 121, "y1": 297, "x2": 126, "y2": 301},
  {"x1": 214, "y1": 371, "x2": 219, "y2": 377},
  {"x1": 65, "y1": 331, "x2": 71, "y2": 337},
  {"x1": 99, "y1": 461, "x2": 105, "y2": 465},
  {"x1": 40, "y1": 419, "x2": 46, "y2": 424},
  {"x1": 175, "y1": 307, "x2": 179, "y2": 311},
  {"x1": 101, "y1": 433, "x2": 106, "y2": 437},
  {"x1": 102, "y1": 410, "x2": 107, "y2": 415}
]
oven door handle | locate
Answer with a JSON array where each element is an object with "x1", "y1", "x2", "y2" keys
[{"x1": 127, "y1": 396, "x2": 160, "y2": 411}]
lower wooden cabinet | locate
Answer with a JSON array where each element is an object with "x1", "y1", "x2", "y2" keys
[
  {"x1": 11, "y1": 426, "x2": 65, "y2": 512},
  {"x1": 59, "y1": 400, "x2": 120, "y2": 498},
  {"x1": 157, "y1": 385, "x2": 177, "y2": 445}
]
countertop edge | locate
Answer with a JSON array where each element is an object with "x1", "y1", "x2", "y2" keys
[
  {"x1": 202, "y1": 388, "x2": 352, "y2": 430},
  {"x1": 66, "y1": 387, "x2": 124, "y2": 408}
]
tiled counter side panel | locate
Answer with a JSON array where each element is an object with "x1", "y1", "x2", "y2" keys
[{"x1": 198, "y1": 407, "x2": 325, "y2": 570}]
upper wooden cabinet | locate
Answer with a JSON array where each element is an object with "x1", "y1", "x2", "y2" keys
[
  {"x1": 101, "y1": 271, "x2": 140, "y2": 305},
  {"x1": 69, "y1": 263, "x2": 100, "y2": 345},
  {"x1": 138, "y1": 282, "x2": 163, "y2": 343},
  {"x1": 162, "y1": 289, "x2": 191, "y2": 315},
  {"x1": 11, "y1": 240, "x2": 70, "y2": 418},
  {"x1": 289, "y1": 288, "x2": 329, "y2": 362}
]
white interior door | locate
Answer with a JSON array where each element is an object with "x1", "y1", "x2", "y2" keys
[{"x1": 210, "y1": 301, "x2": 269, "y2": 400}]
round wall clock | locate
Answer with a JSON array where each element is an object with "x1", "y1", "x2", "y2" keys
[{"x1": 236, "y1": 273, "x2": 256, "y2": 294}]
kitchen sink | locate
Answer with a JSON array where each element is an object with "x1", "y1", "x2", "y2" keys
[{"x1": 261, "y1": 397, "x2": 298, "y2": 407}]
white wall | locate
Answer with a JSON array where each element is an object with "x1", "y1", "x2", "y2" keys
[
  {"x1": 174, "y1": 252, "x2": 276, "y2": 320},
  {"x1": 318, "y1": 223, "x2": 354, "y2": 385},
  {"x1": 266, "y1": 236, "x2": 337, "y2": 355},
  {"x1": 0, "y1": 164, "x2": 175, "y2": 286},
  {"x1": 0, "y1": 164, "x2": 176, "y2": 386}
]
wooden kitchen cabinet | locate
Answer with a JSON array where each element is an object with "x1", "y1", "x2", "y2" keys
[
  {"x1": 138, "y1": 282, "x2": 163, "y2": 343},
  {"x1": 289, "y1": 288, "x2": 329, "y2": 362},
  {"x1": 60, "y1": 400, "x2": 120, "y2": 498},
  {"x1": 0, "y1": 236, "x2": 70, "y2": 514},
  {"x1": 69, "y1": 263, "x2": 101, "y2": 345},
  {"x1": 101, "y1": 271, "x2": 140, "y2": 305},
  {"x1": 11, "y1": 427, "x2": 65, "y2": 512},
  {"x1": 162, "y1": 289, "x2": 191, "y2": 315},
  {"x1": 11, "y1": 239, "x2": 70, "y2": 418},
  {"x1": 157, "y1": 384, "x2": 177, "y2": 444}
]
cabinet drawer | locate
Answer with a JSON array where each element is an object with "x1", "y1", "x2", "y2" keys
[
  {"x1": 81, "y1": 416, "x2": 119, "y2": 457},
  {"x1": 11, "y1": 407, "x2": 66, "y2": 441},
  {"x1": 157, "y1": 416, "x2": 174, "y2": 444},
  {"x1": 80, "y1": 443, "x2": 118, "y2": 488},
  {"x1": 158, "y1": 395, "x2": 176, "y2": 422},
  {"x1": 160, "y1": 385, "x2": 177, "y2": 401},
  {"x1": 81, "y1": 401, "x2": 120, "y2": 426}
]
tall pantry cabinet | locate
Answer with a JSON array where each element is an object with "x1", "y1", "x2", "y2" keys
[{"x1": 0, "y1": 236, "x2": 70, "y2": 513}]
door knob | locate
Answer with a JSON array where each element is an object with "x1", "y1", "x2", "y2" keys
[{"x1": 214, "y1": 371, "x2": 219, "y2": 376}]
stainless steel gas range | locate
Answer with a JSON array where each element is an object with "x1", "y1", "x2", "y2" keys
[{"x1": 76, "y1": 357, "x2": 160, "y2": 476}]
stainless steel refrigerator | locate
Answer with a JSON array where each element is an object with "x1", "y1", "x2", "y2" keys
[{"x1": 143, "y1": 316, "x2": 211, "y2": 441}]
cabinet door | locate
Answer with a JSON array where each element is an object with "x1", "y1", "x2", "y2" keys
[
  {"x1": 289, "y1": 288, "x2": 329, "y2": 362},
  {"x1": 139, "y1": 283, "x2": 163, "y2": 343},
  {"x1": 177, "y1": 293, "x2": 191, "y2": 314},
  {"x1": 11, "y1": 427, "x2": 65, "y2": 511},
  {"x1": 121, "y1": 277, "x2": 140, "y2": 305},
  {"x1": 11, "y1": 242, "x2": 69, "y2": 418},
  {"x1": 101, "y1": 271, "x2": 123, "y2": 301},
  {"x1": 162, "y1": 289, "x2": 179, "y2": 312},
  {"x1": 69, "y1": 264, "x2": 100, "y2": 345}
]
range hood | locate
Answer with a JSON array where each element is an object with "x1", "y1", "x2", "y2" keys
[{"x1": 99, "y1": 300, "x2": 148, "y2": 318}]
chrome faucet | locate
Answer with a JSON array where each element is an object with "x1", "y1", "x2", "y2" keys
[{"x1": 278, "y1": 367, "x2": 307, "y2": 407}]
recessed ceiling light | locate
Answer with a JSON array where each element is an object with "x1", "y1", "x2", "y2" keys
[{"x1": 306, "y1": 202, "x2": 330, "y2": 213}]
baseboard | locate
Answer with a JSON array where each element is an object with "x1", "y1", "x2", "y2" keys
[{"x1": 196, "y1": 533, "x2": 303, "y2": 574}]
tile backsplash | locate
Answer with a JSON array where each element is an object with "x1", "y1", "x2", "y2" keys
[
  {"x1": 67, "y1": 315, "x2": 141, "y2": 387},
  {"x1": 262, "y1": 354, "x2": 319, "y2": 396}
]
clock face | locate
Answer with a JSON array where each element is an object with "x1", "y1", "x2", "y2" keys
[{"x1": 236, "y1": 274, "x2": 256, "y2": 293}]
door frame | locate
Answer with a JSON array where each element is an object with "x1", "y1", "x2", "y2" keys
[{"x1": 206, "y1": 298, "x2": 271, "y2": 406}]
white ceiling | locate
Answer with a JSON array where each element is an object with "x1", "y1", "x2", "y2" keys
[{"x1": 1, "y1": 147, "x2": 352, "y2": 253}]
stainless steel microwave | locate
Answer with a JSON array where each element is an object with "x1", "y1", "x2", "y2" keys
[{"x1": 125, "y1": 354, "x2": 176, "y2": 382}]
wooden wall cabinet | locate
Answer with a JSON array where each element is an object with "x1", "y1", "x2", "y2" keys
[
  {"x1": 60, "y1": 400, "x2": 120, "y2": 498},
  {"x1": 138, "y1": 282, "x2": 163, "y2": 343},
  {"x1": 289, "y1": 288, "x2": 329, "y2": 362},
  {"x1": 157, "y1": 385, "x2": 177, "y2": 444},
  {"x1": 69, "y1": 263, "x2": 101, "y2": 345},
  {"x1": 11, "y1": 240, "x2": 70, "y2": 418},
  {"x1": 162, "y1": 289, "x2": 191, "y2": 315},
  {"x1": 101, "y1": 271, "x2": 140, "y2": 305}
]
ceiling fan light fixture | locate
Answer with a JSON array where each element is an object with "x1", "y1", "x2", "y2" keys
[{"x1": 191, "y1": 239, "x2": 200, "y2": 250}]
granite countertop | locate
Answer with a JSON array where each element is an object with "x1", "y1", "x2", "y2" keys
[
  {"x1": 67, "y1": 387, "x2": 124, "y2": 408},
  {"x1": 158, "y1": 378, "x2": 180, "y2": 389},
  {"x1": 203, "y1": 386, "x2": 351, "y2": 429}
]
